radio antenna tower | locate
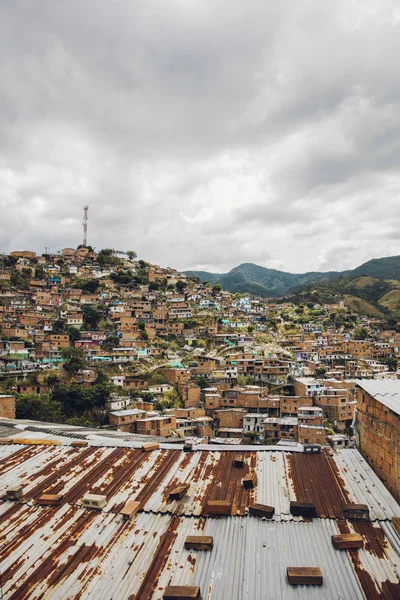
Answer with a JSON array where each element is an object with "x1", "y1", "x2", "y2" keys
[{"x1": 82, "y1": 205, "x2": 89, "y2": 247}]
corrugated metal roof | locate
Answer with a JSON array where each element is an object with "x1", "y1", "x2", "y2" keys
[
  {"x1": 334, "y1": 449, "x2": 400, "y2": 521},
  {"x1": 356, "y1": 379, "x2": 400, "y2": 415},
  {"x1": 0, "y1": 445, "x2": 398, "y2": 522},
  {"x1": 0, "y1": 506, "x2": 399, "y2": 600}
]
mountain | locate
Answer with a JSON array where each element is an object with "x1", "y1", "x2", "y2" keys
[{"x1": 184, "y1": 255, "x2": 400, "y2": 298}]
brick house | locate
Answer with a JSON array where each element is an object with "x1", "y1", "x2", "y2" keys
[
  {"x1": 264, "y1": 417, "x2": 298, "y2": 442},
  {"x1": 355, "y1": 380, "x2": 400, "y2": 502},
  {"x1": 0, "y1": 394, "x2": 16, "y2": 419},
  {"x1": 214, "y1": 408, "x2": 247, "y2": 430}
]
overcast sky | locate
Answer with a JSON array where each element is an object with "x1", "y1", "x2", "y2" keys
[{"x1": 1, "y1": 1, "x2": 399, "y2": 274}]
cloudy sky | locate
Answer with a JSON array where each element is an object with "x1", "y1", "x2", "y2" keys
[{"x1": 1, "y1": 1, "x2": 400, "y2": 274}]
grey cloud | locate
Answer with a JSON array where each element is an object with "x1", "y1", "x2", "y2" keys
[{"x1": 0, "y1": 1, "x2": 399, "y2": 272}]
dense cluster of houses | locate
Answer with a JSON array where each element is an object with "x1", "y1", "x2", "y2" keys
[{"x1": 0, "y1": 248, "x2": 399, "y2": 455}]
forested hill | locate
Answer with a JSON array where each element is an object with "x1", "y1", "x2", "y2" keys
[{"x1": 184, "y1": 255, "x2": 400, "y2": 298}]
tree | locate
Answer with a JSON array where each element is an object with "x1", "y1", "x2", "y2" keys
[
  {"x1": 126, "y1": 251, "x2": 137, "y2": 260},
  {"x1": 97, "y1": 248, "x2": 120, "y2": 267},
  {"x1": 212, "y1": 284, "x2": 222, "y2": 296},
  {"x1": 82, "y1": 305, "x2": 103, "y2": 329},
  {"x1": 110, "y1": 270, "x2": 134, "y2": 285},
  {"x1": 43, "y1": 370, "x2": 63, "y2": 389},
  {"x1": 155, "y1": 389, "x2": 181, "y2": 410},
  {"x1": 380, "y1": 356, "x2": 397, "y2": 372},
  {"x1": 35, "y1": 265, "x2": 45, "y2": 279},
  {"x1": 353, "y1": 326, "x2": 369, "y2": 340},
  {"x1": 51, "y1": 381, "x2": 114, "y2": 417},
  {"x1": 16, "y1": 394, "x2": 64, "y2": 423},
  {"x1": 79, "y1": 279, "x2": 100, "y2": 293},
  {"x1": 65, "y1": 326, "x2": 81, "y2": 343},
  {"x1": 61, "y1": 347, "x2": 86, "y2": 374},
  {"x1": 195, "y1": 375, "x2": 209, "y2": 389},
  {"x1": 147, "y1": 372, "x2": 167, "y2": 385},
  {"x1": 237, "y1": 375, "x2": 254, "y2": 386},
  {"x1": 102, "y1": 334, "x2": 120, "y2": 351},
  {"x1": 176, "y1": 280, "x2": 187, "y2": 294},
  {"x1": 53, "y1": 319, "x2": 65, "y2": 333}
]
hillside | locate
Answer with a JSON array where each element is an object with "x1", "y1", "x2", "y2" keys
[
  {"x1": 379, "y1": 289, "x2": 400, "y2": 312},
  {"x1": 185, "y1": 262, "x2": 340, "y2": 297},
  {"x1": 185, "y1": 255, "x2": 400, "y2": 298},
  {"x1": 343, "y1": 295, "x2": 384, "y2": 318}
]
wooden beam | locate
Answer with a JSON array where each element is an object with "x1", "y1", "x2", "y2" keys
[
  {"x1": 184, "y1": 536, "x2": 213, "y2": 550},
  {"x1": 242, "y1": 472, "x2": 257, "y2": 489},
  {"x1": 142, "y1": 442, "x2": 160, "y2": 452},
  {"x1": 342, "y1": 503, "x2": 369, "y2": 521},
  {"x1": 290, "y1": 501, "x2": 317, "y2": 518},
  {"x1": 234, "y1": 455, "x2": 244, "y2": 468},
  {"x1": 249, "y1": 503, "x2": 275, "y2": 519},
  {"x1": 287, "y1": 567, "x2": 323, "y2": 585},
  {"x1": 169, "y1": 483, "x2": 190, "y2": 500},
  {"x1": 332, "y1": 533, "x2": 364, "y2": 550},
  {"x1": 120, "y1": 499, "x2": 140, "y2": 520},
  {"x1": 163, "y1": 586, "x2": 201, "y2": 599},
  {"x1": 206, "y1": 500, "x2": 231, "y2": 515},
  {"x1": 37, "y1": 494, "x2": 63, "y2": 506}
]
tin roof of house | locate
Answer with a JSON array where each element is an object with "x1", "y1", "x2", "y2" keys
[
  {"x1": 356, "y1": 379, "x2": 400, "y2": 416},
  {"x1": 0, "y1": 426, "x2": 399, "y2": 599}
]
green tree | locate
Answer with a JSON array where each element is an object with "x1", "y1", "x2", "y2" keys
[
  {"x1": 35, "y1": 265, "x2": 45, "y2": 279},
  {"x1": 16, "y1": 394, "x2": 64, "y2": 422},
  {"x1": 147, "y1": 372, "x2": 168, "y2": 385},
  {"x1": 44, "y1": 370, "x2": 63, "y2": 389},
  {"x1": 176, "y1": 280, "x2": 187, "y2": 294},
  {"x1": 53, "y1": 319, "x2": 65, "y2": 333},
  {"x1": 61, "y1": 347, "x2": 86, "y2": 374},
  {"x1": 237, "y1": 375, "x2": 254, "y2": 386},
  {"x1": 353, "y1": 326, "x2": 369, "y2": 340},
  {"x1": 195, "y1": 375, "x2": 209, "y2": 389},
  {"x1": 155, "y1": 389, "x2": 181, "y2": 410},
  {"x1": 65, "y1": 326, "x2": 81, "y2": 343},
  {"x1": 126, "y1": 251, "x2": 137, "y2": 260},
  {"x1": 80, "y1": 279, "x2": 100, "y2": 293},
  {"x1": 82, "y1": 305, "x2": 103, "y2": 329},
  {"x1": 212, "y1": 284, "x2": 222, "y2": 296},
  {"x1": 102, "y1": 334, "x2": 120, "y2": 351},
  {"x1": 110, "y1": 270, "x2": 134, "y2": 285}
]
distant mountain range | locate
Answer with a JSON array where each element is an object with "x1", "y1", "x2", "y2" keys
[{"x1": 184, "y1": 255, "x2": 400, "y2": 298}]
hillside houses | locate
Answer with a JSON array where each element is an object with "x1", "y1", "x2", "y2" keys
[{"x1": 0, "y1": 246, "x2": 398, "y2": 460}]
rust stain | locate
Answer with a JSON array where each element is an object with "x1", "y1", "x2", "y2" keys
[
  {"x1": 202, "y1": 452, "x2": 252, "y2": 516},
  {"x1": 288, "y1": 450, "x2": 350, "y2": 518},
  {"x1": 129, "y1": 515, "x2": 181, "y2": 600},
  {"x1": 47, "y1": 543, "x2": 99, "y2": 587},
  {"x1": 26, "y1": 447, "x2": 101, "y2": 500},
  {"x1": 135, "y1": 451, "x2": 181, "y2": 508},
  {"x1": 352, "y1": 522, "x2": 388, "y2": 559},
  {"x1": 6, "y1": 510, "x2": 98, "y2": 600},
  {"x1": 187, "y1": 554, "x2": 196, "y2": 571},
  {"x1": 60, "y1": 448, "x2": 126, "y2": 504},
  {"x1": 0, "y1": 505, "x2": 60, "y2": 559},
  {"x1": 195, "y1": 518, "x2": 206, "y2": 531},
  {"x1": 0, "y1": 445, "x2": 47, "y2": 475},
  {"x1": 337, "y1": 520, "x2": 399, "y2": 600},
  {"x1": 380, "y1": 580, "x2": 400, "y2": 600}
]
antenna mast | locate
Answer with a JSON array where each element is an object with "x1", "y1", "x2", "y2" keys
[{"x1": 82, "y1": 205, "x2": 89, "y2": 247}]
